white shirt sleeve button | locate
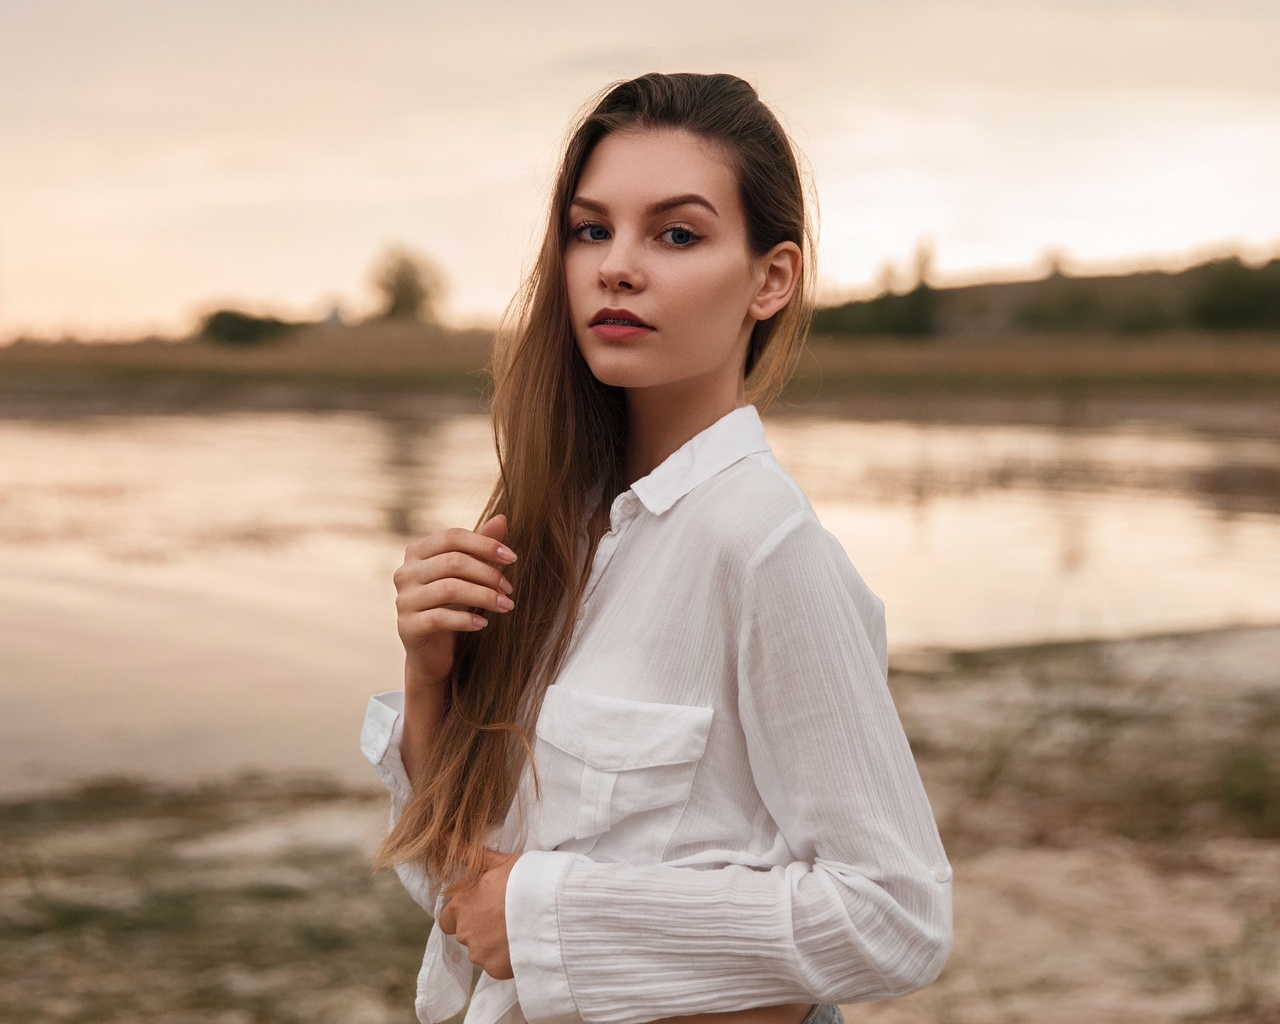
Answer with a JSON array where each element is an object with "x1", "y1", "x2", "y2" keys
[{"x1": 934, "y1": 863, "x2": 952, "y2": 883}]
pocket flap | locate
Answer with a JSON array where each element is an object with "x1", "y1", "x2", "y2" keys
[{"x1": 536, "y1": 687, "x2": 713, "y2": 771}]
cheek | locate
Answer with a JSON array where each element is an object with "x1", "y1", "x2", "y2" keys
[
  {"x1": 662, "y1": 256, "x2": 753, "y2": 326},
  {"x1": 563, "y1": 250, "x2": 592, "y2": 308}
]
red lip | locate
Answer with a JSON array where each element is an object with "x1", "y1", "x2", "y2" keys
[{"x1": 590, "y1": 308, "x2": 654, "y2": 329}]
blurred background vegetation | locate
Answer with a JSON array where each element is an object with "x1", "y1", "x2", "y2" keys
[
  {"x1": 3, "y1": 244, "x2": 1278, "y2": 415},
  {"x1": 814, "y1": 250, "x2": 1280, "y2": 338}
]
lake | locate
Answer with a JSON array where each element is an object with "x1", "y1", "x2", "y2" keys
[{"x1": 2, "y1": 404, "x2": 1278, "y2": 795}]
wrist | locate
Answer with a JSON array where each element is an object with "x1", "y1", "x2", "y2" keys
[{"x1": 404, "y1": 658, "x2": 450, "y2": 697}]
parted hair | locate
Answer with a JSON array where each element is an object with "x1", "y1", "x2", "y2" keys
[{"x1": 375, "y1": 72, "x2": 816, "y2": 892}]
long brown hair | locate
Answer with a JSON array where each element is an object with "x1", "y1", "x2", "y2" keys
[{"x1": 376, "y1": 72, "x2": 816, "y2": 892}]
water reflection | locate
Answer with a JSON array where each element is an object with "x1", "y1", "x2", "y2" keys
[
  {"x1": 379, "y1": 412, "x2": 435, "y2": 538},
  {"x1": 1, "y1": 409, "x2": 1278, "y2": 793},
  {"x1": 1195, "y1": 462, "x2": 1280, "y2": 517},
  {"x1": 1, "y1": 411, "x2": 1278, "y2": 631},
  {"x1": 767, "y1": 418, "x2": 1280, "y2": 518}
]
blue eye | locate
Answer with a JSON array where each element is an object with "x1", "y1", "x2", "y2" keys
[
  {"x1": 573, "y1": 222, "x2": 609, "y2": 243},
  {"x1": 661, "y1": 226, "x2": 699, "y2": 248}
]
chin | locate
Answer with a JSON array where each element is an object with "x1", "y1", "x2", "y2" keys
[
  {"x1": 585, "y1": 364, "x2": 662, "y2": 390},
  {"x1": 578, "y1": 347, "x2": 665, "y2": 390}
]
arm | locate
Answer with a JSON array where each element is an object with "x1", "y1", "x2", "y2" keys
[
  {"x1": 360, "y1": 663, "x2": 447, "y2": 816},
  {"x1": 357, "y1": 686, "x2": 439, "y2": 912},
  {"x1": 395, "y1": 513, "x2": 517, "y2": 786},
  {"x1": 504, "y1": 513, "x2": 951, "y2": 1024},
  {"x1": 361, "y1": 514, "x2": 518, "y2": 907},
  {"x1": 401, "y1": 662, "x2": 449, "y2": 789},
  {"x1": 359, "y1": 515, "x2": 523, "y2": 1024}
]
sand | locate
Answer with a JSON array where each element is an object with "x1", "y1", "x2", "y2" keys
[{"x1": 4, "y1": 625, "x2": 1277, "y2": 1023}]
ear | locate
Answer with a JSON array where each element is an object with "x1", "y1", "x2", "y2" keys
[{"x1": 748, "y1": 241, "x2": 802, "y2": 322}]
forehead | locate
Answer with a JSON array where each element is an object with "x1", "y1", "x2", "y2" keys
[{"x1": 574, "y1": 128, "x2": 739, "y2": 213}]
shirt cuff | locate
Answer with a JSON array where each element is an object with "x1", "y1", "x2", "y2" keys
[
  {"x1": 360, "y1": 690, "x2": 441, "y2": 914},
  {"x1": 506, "y1": 850, "x2": 580, "y2": 1024},
  {"x1": 359, "y1": 690, "x2": 413, "y2": 811}
]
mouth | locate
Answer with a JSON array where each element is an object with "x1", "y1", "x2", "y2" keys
[{"x1": 590, "y1": 309, "x2": 654, "y2": 330}]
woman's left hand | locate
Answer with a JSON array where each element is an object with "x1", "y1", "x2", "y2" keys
[{"x1": 437, "y1": 848, "x2": 521, "y2": 980}]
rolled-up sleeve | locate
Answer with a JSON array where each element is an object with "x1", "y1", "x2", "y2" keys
[
  {"x1": 359, "y1": 690, "x2": 440, "y2": 913},
  {"x1": 360, "y1": 691, "x2": 413, "y2": 808},
  {"x1": 360, "y1": 691, "x2": 477, "y2": 1023},
  {"x1": 505, "y1": 513, "x2": 951, "y2": 1024}
]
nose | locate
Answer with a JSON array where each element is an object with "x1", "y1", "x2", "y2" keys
[{"x1": 597, "y1": 233, "x2": 644, "y2": 292}]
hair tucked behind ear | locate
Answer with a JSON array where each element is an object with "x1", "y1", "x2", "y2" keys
[{"x1": 375, "y1": 72, "x2": 815, "y2": 894}]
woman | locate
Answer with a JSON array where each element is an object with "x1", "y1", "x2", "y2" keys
[{"x1": 359, "y1": 72, "x2": 951, "y2": 1024}]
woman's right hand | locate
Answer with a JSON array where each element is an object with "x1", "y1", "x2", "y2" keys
[{"x1": 393, "y1": 513, "x2": 517, "y2": 691}]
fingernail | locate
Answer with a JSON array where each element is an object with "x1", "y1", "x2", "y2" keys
[
  {"x1": 472, "y1": 615, "x2": 488, "y2": 629},
  {"x1": 498, "y1": 576, "x2": 513, "y2": 595},
  {"x1": 497, "y1": 596, "x2": 514, "y2": 612},
  {"x1": 496, "y1": 546, "x2": 517, "y2": 563}
]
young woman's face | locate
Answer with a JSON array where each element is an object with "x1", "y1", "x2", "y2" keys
[{"x1": 563, "y1": 128, "x2": 765, "y2": 394}]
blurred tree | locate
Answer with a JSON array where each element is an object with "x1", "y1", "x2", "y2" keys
[
  {"x1": 812, "y1": 285, "x2": 936, "y2": 337},
  {"x1": 371, "y1": 246, "x2": 446, "y2": 324},
  {"x1": 1189, "y1": 257, "x2": 1280, "y2": 330},
  {"x1": 913, "y1": 238, "x2": 935, "y2": 290},
  {"x1": 200, "y1": 309, "x2": 296, "y2": 345},
  {"x1": 1113, "y1": 294, "x2": 1179, "y2": 335},
  {"x1": 1014, "y1": 283, "x2": 1104, "y2": 331},
  {"x1": 875, "y1": 260, "x2": 898, "y2": 296},
  {"x1": 813, "y1": 240, "x2": 938, "y2": 338},
  {"x1": 1041, "y1": 248, "x2": 1070, "y2": 279}
]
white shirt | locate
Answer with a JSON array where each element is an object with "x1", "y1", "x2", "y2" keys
[{"x1": 359, "y1": 404, "x2": 952, "y2": 1024}]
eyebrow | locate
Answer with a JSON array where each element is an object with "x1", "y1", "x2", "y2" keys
[{"x1": 569, "y1": 193, "x2": 720, "y2": 218}]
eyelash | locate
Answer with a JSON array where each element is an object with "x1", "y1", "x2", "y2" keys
[{"x1": 569, "y1": 221, "x2": 702, "y2": 249}]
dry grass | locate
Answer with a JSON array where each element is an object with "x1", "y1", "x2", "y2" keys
[
  {"x1": 797, "y1": 331, "x2": 1280, "y2": 398},
  {"x1": 862, "y1": 625, "x2": 1280, "y2": 1024},
  {"x1": 0, "y1": 776, "x2": 434, "y2": 1024},
  {"x1": 2, "y1": 327, "x2": 1278, "y2": 406},
  {"x1": 0, "y1": 323, "x2": 492, "y2": 376}
]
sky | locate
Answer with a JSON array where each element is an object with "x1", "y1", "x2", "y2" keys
[{"x1": 2, "y1": 0, "x2": 1278, "y2": 339}]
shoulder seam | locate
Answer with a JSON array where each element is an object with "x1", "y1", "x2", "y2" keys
[
  {"x1": 732, "y1": 453, "x2": 819, "y2": 574},
  {"x1": 756, "y1": 454, "x2": 816, "y2": 527},
  {"x1": 744, "y1": 507, "x2": 811, "y2": 577}
]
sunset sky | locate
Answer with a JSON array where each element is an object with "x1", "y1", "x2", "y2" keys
[{"x1": 2, "y1": 0, "x2": 1278, "y2": 339}]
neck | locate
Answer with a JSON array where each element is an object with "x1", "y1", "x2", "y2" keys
[{"x1": 623, "y1": 372, "x2": 746, "y2": 484}]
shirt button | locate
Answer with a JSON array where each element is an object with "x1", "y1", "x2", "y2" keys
[
  {"x1": 620, "y1": 494, "x2": 639, "y2": 517},
  {"x1": 933, "y1": 864, "x2": 952, "y2": 883}
]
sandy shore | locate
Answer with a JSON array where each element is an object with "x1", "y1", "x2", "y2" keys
[{"x1": 4, "y1": 625, "x2": 1277, "y2": 1024}]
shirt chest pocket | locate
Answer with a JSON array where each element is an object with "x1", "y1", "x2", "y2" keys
[{"x1": 529, "y1": 686, "x2": 713, "y2": 862}]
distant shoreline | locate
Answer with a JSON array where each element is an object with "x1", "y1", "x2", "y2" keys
[{"x1": 1, "y1": 324, "x2": 1278, "y2": 435}]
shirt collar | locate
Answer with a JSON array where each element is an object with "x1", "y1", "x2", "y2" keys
[{"x1": 629, "y1": 404, "x2": 771, "y2": 517}]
